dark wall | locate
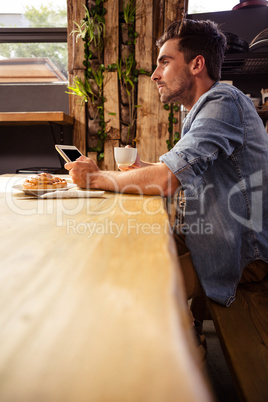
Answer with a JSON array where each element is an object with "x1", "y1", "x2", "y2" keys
[
  {"x1": 0, "y1": 124, "x2": 73, "y2": 175},
  {"x1": 0, "y1": 83, "x2": 69, "y2": 113},
  {"x1": 187, "y1": 7, "x2": 268, "y2": 43},
  {"x1": 0, "y1": 83, "x2": 72, "y2": 174},
  {"x1": 188, "y1": 7, "x2": 268, "y2": 98}
]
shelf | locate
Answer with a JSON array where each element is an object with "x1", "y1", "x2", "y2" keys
[
  {"x1": 222, "y1": 52, "x2": 268, "y2": 75},
  {"x1": 256, "y1": 106, "x2": 268, "y2": 120},
  {"x1": 0, "y1": 111, "x2": 74, "y2": 126}
]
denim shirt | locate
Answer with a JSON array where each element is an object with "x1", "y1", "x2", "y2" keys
[{"x1": 160, "y1": 82, "x2": 268, "y2": 306}]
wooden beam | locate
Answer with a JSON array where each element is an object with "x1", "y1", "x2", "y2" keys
[
  {"x1": 67, "y1": 0, "x2": 87, "y2": 72},
  {"x1": 136, "y1": 75, "x2": 169, "y2": 163},
  {"x1": 103, "y1": 139, "x2": 119, "y2": 171},
  {"x1": 153, "y1": 0, "x2": 165, "y2": 66},
  {"x1": 0, "y1": 112, "x2": 74, "y2": 126},
  {"x1": 208, "y1": 278, "x2": 268, "y2": 402},
  {"x1": 135, "y1": 0, "x2": 153, "y2": 72},
  {"x1": 68, "y1": 72, "x2": 75, "y2": 121},
  {"x1": 67, "y1": 1, "x2": 87, "y2": 154},
  {"x1": 103, "y1": 0, "x2": 120, "y2": 136},
  {"x1": 164, "y1": 0, "x2": 185, "y2": 30},
  {"x1": 136, "y1": 1, "x2": 174, "y2": 163},
  {"x1": 67, "y1": 0, "x2": 74, "y2": 74},
  {"x1": 72, "y1": 70, "x2": 87, "y2": 155},
  {"x1": 104, "y1": 0, "x2": 119, "y2": 66},
  {"x1": 87, "y1": 151, "x2": 98, "y2": 165},
  {"x1": 103, "y1": 0, "x2": 120, "y2": 169},
  {"x1": 103, "y1": 71, "x2": 120, "y2": 139}
]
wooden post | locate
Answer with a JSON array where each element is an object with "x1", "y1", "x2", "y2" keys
[
  {"x1": 71, "y1": 0, "x2": 87, "y2": 71},
  {"x1": 103, "y1": 0, "x2": 120, "y2": 170},
  {"x1": 103, "y1": 71, "x2": 120, "y2": 139},
  {"x1": 104, "y1": 0, "x2": 119, "y2": 68},
  {"x1": 152, "y1": 0, "x2": 165, "y2": 66},
  {"x1": 135, "y1": 75, "x2": 170, "y2": 162},
  {"x1": 67, "y1": 0, "x2": 87, "y2": 154},
  {"x1": 87, "y1": 151, "x2": 98, "y2": 165},
  {"x1": 67, "y1": 0, "x2": 75, "y2": 141},
  {"x1": 164, "y1": 0, "x2": 185, "y2": 30},
  {"x1": 67, "y1": 0, "x2": 74, "y2": 75},
  {"x1": 71, "y1": 70, "x2": 87, "y2": 155},
  {"x1": 103, "y1": 139, "x2": 119, "y2": 171},
  {"x1": 164, "y1": 0, "x2": 185, "y2": 148},
  {"x1": 136, "y1": 0, "x2": 169, "y2": 163},
  {"x1": 135, "y1": 0, "x2": 153, "y2": 72}
]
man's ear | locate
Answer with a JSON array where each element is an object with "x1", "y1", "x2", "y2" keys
[{"x1": 190, "y1": 55, "x2": 206, "y2": 76}]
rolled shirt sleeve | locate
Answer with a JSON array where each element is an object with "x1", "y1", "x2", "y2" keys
[{"x1": 160, "y1": 84, "x2": 246, "y2": 192}]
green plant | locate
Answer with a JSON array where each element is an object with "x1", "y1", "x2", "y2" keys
[
  {"x1": 68, "y1": 1, "x2": 146, "y2": 155},
  {"x1": 68, "y1": 1, "x2": 107, "y2": 159},
  {"x1": 92, "y1": 64, "x2": 105, "y2": 95},
  {"x1": 124, "y1": 53, "x2": 135, "y2": 79},
  {"x1": 70, "y1": 4, "x2": 105, "y2": 55},
  {"x1": 66, "y1": 76, "x2": 94, "y2": 104},
  {"x1": 123, "y1": 0, "x2": 140, "y2": 24},
  {"x1": 116, "y1": 54, "x2": 141, "y2": 144},
  {"x1": 67, "y1": 63, "x2": 105, "y2": 104},
  {"x1": 165, "y1": 103, "x2": 181, "y2": 151}
]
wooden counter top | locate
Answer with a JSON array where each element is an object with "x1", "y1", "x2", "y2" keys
[
  {"x1": 0, "y1": 175, "x2": 214, "y2": 402},
  {"x1": 0, "y1": 111, "x2": 74, "y2": 125}
]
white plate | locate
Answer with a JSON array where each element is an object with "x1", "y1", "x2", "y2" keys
[
  {"x1": 40, "y1": 190, "x2": 105, "y2": 199},
  {"x1": 13, "y1": 183, "x2": 77, "y2": 197}
]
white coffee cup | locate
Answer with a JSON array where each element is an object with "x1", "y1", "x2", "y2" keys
[{"x1": 114, "y1": 147, "x2": 137, "y2": 166}]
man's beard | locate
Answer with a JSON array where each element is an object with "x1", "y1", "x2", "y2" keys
[{"x1": 159, "y1": 67, "x2": 195, "y2": 108}]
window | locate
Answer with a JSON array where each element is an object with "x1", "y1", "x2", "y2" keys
[
  {"x1": 0, "y1": 1, "x2": 67, "y2": 82},
  {"x1": 188, "y1": 0, "x2": 238, "y2": 14}
]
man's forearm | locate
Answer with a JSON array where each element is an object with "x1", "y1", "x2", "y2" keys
[{"x1": 90, "y1": 163, "x2": 180, "y2": 196}]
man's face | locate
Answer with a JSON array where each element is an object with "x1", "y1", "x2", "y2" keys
[{"x1": 151, "y1": 39, "x2": 195, "y2": 108}]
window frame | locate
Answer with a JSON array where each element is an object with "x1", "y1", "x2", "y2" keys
[{"x1": 0, "y1": 27, "x2": 67, "y2": 43}]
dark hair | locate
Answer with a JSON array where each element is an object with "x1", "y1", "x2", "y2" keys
[{"x1": 156, "y1": 19, "x2": 227, "y2": 81}]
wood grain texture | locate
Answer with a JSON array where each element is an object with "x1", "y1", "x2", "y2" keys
[
  {"x1": 67, "y1": 0, "x2": 74, "y2": 73},
  {"x1": 103, "y1": 71, "x2": 120, "y2": 135},
  {"x1": 103, "y1": 138, "x2": 119, "y2": 170},
  {"x1": 104, "y1": 0, "x2": 119, "y2": 66},
  {"x1": 103, "y1": 1, "x2": 120, "y2": 167},
  {"x1": 208, "y1": 278, "x2": 268, "y2": 402},
  {"x1": 71, "y1": 0, "x2": 87, "y2": 71},
  {"x1": 87, "y1": 151, "x2": 98, "y2": 164},
  {"x1": 68, "y1": 73, "x2": 75, "y2": 119},
  {"x1": 103, "y1": 71, "x2": 120, "y2": 169},
  {"x1": 72, "y1": 70, "x2": 87, "y2": 154},
  {"x1": 0, "y1": 112, "x2": 74, "y2": 126},
  {"x1": 67, "y1": 0, "x2": 87, "y2": 152},
  {"x1": 164, "y1": 0, "x2": 185, "y2": 30},
  {"x1": 0, "y1": 174, "x2": 214, "y2": 402},
  {"x1": 152, "y1": 0, "x2": 165, "y2": 65},
  {"x1": 136, "y1": 75, "x2": 170, "y2": 163},
  {"x1": 135, "y1": 0, "x2": 153, "y2": 71}
]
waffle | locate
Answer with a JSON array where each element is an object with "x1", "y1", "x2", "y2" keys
[{"x1": 23, "y1": 173, "x2": 67, "y2": 190}]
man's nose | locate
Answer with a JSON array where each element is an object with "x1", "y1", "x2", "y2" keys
[{"x1": 151, "y1": 66, "x2": 160, "y2": 82}]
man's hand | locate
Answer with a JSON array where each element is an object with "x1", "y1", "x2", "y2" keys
[
  {"x1": 64, "y1": 155, "x2": 99, "y2": 188},
  {"x1": 64, "y1": 153, "x2": 180, "y2": 196},
  {"x1": 117, "y1": 145, "x2": 141, "y2": 171}
]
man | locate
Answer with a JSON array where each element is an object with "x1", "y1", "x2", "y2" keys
[{"x1": 65, "y1": 19, "x2": 268, "y2": 311}]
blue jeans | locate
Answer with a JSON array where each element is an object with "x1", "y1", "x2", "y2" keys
[{"x1": 174, "y1": 232, "x2": 268, "y2": 319}]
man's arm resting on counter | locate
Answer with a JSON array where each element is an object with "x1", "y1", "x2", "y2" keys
[{"x1": 65, "y1": 157, "x2": 180, "y2": 196}]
